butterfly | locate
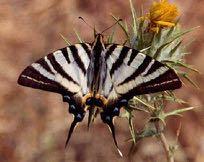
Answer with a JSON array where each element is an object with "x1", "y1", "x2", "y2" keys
[{"x1": 18, "y1": 28, "x2": 182, "y2": 156}]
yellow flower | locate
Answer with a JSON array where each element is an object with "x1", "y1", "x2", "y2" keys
[{"x1": 147, "y1": 0, "x2": 179, "y2": 32}]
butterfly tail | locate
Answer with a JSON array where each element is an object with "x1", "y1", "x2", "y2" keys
[
  {"x1": 100, "y1": 110, "x2": 123, "y2": 157},
  {"x1": 65, "y1": 119, "x2": 78, "y2": 148},
  {"x1": 107, "y1": 119, "x2": 123, "y2": 157},
  {"x1": 64, "y1": 96, "x2": 86, "y2": 148},
  {"x1": 65, "y1": 111, "x2": 85, "y2": 148}
]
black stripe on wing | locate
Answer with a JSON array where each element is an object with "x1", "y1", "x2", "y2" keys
[
  {"x1": 110, "y1": 46, "x2": 130, "y2": 76},
  {"x1": 61, "y1": 47, "x2": 70, "y2": 63},
  {"x1": 36, "y1": 58, "x2": 55, "y2": 75},
  {"x1": 17, "y1": 66, "x2": 71, "y2": 95},
  {"x1": 47, "y1": 53, "x2": 79, "y2": 85},
  {"x1": 105, "y1": 44, "x2": 117, "y2": 61},
  {"x1": 104, "y1": 44, "x2": 182, "y2": 101},
  {"x1": 69, "y1": 45, "x2": 86, "y2": 75},
  {"x1": 119, "y1": 69, "x2": 182, "y2": 100},
  {"x1": 118, "y1": 56, "x2": 152, "y2": 86},
  {"x1": 143, "y1": 60, "x2": 164, "y2": 76},
  {"x1": 127, "y1": 49, "x2": 140, "y2": 66},
  {"x1": 81, "y1": 43, "x2": 91, "y2": 60}
]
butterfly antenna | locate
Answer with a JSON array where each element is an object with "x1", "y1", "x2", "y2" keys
[
  {"x1": 101, "y1": 19, "x2": 123, "y2": 34},
  {"x1": 79, "y1": 17, "x2": 98, "y2": 33}
]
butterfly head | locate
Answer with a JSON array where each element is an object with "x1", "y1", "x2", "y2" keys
[
  {"x1": 93, "y1": 18, "x2": 122, "y2": 43},
  {"x1": 92, "y1": 33, "x2": 106, "y2": 50},
  {"x1": 94, "y1": 33, "x2": 104, "y2": 42}
]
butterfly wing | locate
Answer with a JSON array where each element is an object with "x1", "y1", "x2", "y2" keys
[
  {"x1": 18, "y1": 44, "x2": 91, "y2": 95},
  {"x1": 104, "y1": 44, "x2": 182, "y2": 100},
  {"x1": 18, "y1": 43, "x2": 92, "y2": 146},
  {"x1": 100, "y1": 44, "x2": 182, "y2": 155}
]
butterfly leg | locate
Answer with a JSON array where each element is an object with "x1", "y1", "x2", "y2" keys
[
  {"x1": 100, "y1": 99, "x2": 128, "y2": 157},
  {"x1": 63, "y1": 95, "x2": 85, "y2": 147}
]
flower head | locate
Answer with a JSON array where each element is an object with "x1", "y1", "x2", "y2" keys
[{"x1": 147, "y1": 0, "x2": 179, "y2": 32}]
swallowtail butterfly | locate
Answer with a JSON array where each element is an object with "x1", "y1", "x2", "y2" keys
[{"x1": 18, "y1": 29, "x2": 182, "y2": 156}]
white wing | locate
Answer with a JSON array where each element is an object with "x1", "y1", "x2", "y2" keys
[
  {"x1": 103, "y1": 44, "x2": 182, "y2": 101},
  {"x1": 18, "y1": 43, "x2": 92, "y2": 101}
]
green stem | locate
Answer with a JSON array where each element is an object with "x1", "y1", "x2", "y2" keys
[{"x1": 155, "y1": 122, "x2": 174, "y2": 162}]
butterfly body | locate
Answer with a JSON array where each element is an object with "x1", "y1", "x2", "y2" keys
[
  {"x1": 18, "y1": 33, "x2": 181, "y2": 156},
  {"x1": 87, "y1": 34, "x2": 107, "y2": 100}
]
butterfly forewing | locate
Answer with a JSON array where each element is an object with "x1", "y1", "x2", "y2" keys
[
  {"x1": 104, "y1": 44, "x2": 182, "y2": 101},
  {"x1": 18, "y1": 43, "x2": 92, "y2": 97}
]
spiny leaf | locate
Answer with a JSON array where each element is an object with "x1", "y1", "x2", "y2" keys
[
  {"x1": 130, "y1": 34, "x2": 137, "y2": 48},
  {"x1": 149, "y1": 26, "x2": 199, "y2": 60},
  {"x1": 124, "y1": 20, "x2": 129, "y2": 33},
  {"x1": 164, "y1": 60, "x2": 199, "y2": 73},
  {"x1": 169, "y1": 41, "x2": 182, "y2": 57},
  {"x1": 60, "y1": 33, "x2": 71, "y2": 45},
  {"x1": 122, "y1": 108, "x2": 136, "y2": 143},
  {"x1": 157, "y1": 106, "x2": 196, "y2": 122},
  {"x1": 137, "y1": 19, "x2": 146, "y2": 49},
  {"x1": 181, "y1": 38, "x2": 196, "y2": 51},
  {"x1": 181, "y1": 73, "x2": 199, "y2": 88},
  {"x1": 73, "y1": 29, "x2": 83, "y2": 43},
  {"x1": 174, "y1": 26, "x2": 200, "y2": 38},
  {"x1": 111, "y1": 14, "x2": 130, "y2": 43},
  {"x1": 133, "y1": 96, "x2": 156, "y2": 112},
  {"x1": 129, "y1": 0, "x2": 137, "y2": 35},
  {"x1": 176, "y1": 62, "x2": 199, "y2": 73},
  {"x1": 128, "y1": 113, "x2": 136, "y2": 144},
  {"x1": 107, "y1": 28, "x2": 116, "y2": 44},
  {"x1": 163, "y1": 106, "x2": 196, "y2": 118},
  {"x1": 163, "y1": 26, "x2": 199, "y2": 47},
  {"x1": 140, "y1": 46, "x2": 151, "y2": 53},
  {"x1": 163, "y1": 91, "x2": 187, "y2": 104},
  {"x1": 166, "y1": 26, "x2": 176, "y2": 38}
]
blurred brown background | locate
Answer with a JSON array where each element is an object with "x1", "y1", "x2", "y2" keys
[{"x1": 0, "y1": 0, "x2": 203, "y2": 162}]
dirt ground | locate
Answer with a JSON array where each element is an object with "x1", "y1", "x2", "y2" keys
[{"x1": 0, "y1": 0, "x2": 203, "y2": 162}]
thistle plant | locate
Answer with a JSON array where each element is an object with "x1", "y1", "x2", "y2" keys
[{"x1": 110, "y1": 0, "x2": 198, "y2": 161}]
